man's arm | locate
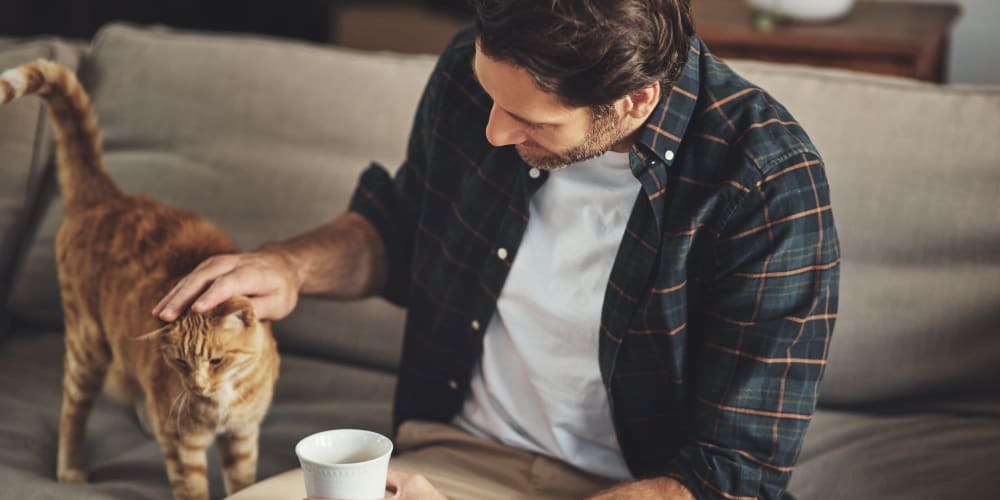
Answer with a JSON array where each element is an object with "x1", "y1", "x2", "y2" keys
[
  {"x1": 264, "y1": 211, "x2": 388, "y2": 299},
  {"x1": 664, "y1": 152, "x2": 840, "y2": 499},
  {"x1": 154, "y1": 30, "x2": 460, "y2": 322},
  {"x1": 152, "y1": 211, "x2": 387, "y2": 322}
]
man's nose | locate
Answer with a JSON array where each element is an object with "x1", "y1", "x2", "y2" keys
[{"x1": 485, "y1": 105, "x2": 528, "y2": 147}]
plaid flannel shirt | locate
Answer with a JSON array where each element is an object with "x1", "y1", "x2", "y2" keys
[{"x1": 348, "y1": 28, "x2": 839, "y2": 500}]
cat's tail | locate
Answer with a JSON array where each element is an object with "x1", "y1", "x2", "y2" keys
[{"x1": 1, "y1": 59, "x2": 121, "y2": 208}]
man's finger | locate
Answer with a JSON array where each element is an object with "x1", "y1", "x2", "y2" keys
[
  {"x1": 386, "y1": 468, "x2": 404, "y2": 496},
  {"x1": 154, "y1": 282, "x2": 190, "y2": 321},
  {"x1": 154, "y1": 256, "x2": 240, "y2": 320},
  {"x1": 190, "y1": 274, "x2": 241, "y2": 314},
  {"x1": 194, "y1": 254, "x2": 239, "y2": 274},
  {"x1": 152, "y1": 284, "x2": 179, "y2": 317},
  {"x1": 156, "y1": 271, "x2": 221, "y2": 320},
  {"x1": 153, "y1": 273, "x2": 199, "y2": 315},
  {"x1": 155, "y1": 275, "x2": 214, "y2": 320},
  {"x1": 249, "y1": 297, "x2": 285, "y2": 323}
]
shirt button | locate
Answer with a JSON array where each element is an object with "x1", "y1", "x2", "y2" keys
[
  {"x1": 448, "y1": 379, "x2": 459, "y2": 390},
  {"x1": 664, "y1": 150, "x2": 675, "y2": 162},
  {"x1": 528, "y1": 167, "x2": 541, "y2": 179},
  {"x1": 497, "y1": 247, "x2": 508, "y2": 260},
  {"x1": 471, "y1": 319, "x2": 481, "y2": 331}
]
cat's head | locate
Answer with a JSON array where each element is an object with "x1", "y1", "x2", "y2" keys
[{"x1": 142, "y1": 296, "x2": 269, "y2": 397}]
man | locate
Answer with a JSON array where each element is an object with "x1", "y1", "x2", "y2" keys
[{"x1": 154, "y1": 1, "x2": 839, "y2": 498}]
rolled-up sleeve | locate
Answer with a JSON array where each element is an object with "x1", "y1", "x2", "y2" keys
[
  {"x1": 347, "y1": 42, "x2": 452, "y2": 307},
  {"x1": 666, "y1": 152, "x2": 840, "y2": 499}
]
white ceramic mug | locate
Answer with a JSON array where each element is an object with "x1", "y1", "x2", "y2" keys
[{"x1": 296, "y1": 429, "x2": 393, "y2": 500}]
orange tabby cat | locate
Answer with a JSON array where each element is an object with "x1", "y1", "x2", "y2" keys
[{"x1": 1, "y1": 60, "x2": 280, "y2": 500}]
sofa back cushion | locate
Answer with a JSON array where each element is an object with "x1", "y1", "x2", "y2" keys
[
  {"x1": 7, "y1": 26, "x2": 999, "y2": 409},
  {"x1": 6, "y1": 24, "x2": 436, "y2": 370},
  {"x1": 729, "y1": 61, "x2": 1000, "y2": 413},
  {"x1": 0, "y1": 39, "x2": 82, "y2": 337}
]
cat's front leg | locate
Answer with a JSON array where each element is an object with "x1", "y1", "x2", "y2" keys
[
  {"x1": 159, "y1": 430, "x2": 214, "y2": 500},
  {"x1": 57, "y1": 311, "x2": 111, "y2": 483},
  {"x1": 217, "y1": 425, "x2": 260, "y2": 495}
]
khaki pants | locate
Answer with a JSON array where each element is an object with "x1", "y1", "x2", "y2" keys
[{"x1": 226, "y1": 421, "x2": 617, "y2": 500}]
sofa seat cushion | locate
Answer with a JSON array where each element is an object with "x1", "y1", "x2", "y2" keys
[
  {"x1": 4, "y1": 332, "x2": 997, "y2": 499},
  {"x1": 0, "y1": 331, "x2": 395, "y2": 499},
  {"x1": 789, "y1": 409, "x2": 1000, "y2": 499}
]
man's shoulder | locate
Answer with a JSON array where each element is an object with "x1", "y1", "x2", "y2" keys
[{"x1": 692, "y1": 49, "x2": 822, "y2": 177}]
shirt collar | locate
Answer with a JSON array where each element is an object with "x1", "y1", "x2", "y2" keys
[
  {"x1": 634, "y1": 36, "x2": 703, "y2": 168},
  {"x1": 624, "y1": 37, "x2": 702, "y2": 232}
]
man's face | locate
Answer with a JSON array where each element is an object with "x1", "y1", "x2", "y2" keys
[{"x1": 472, "y1": 45, "x2": 629, "y2": 171}]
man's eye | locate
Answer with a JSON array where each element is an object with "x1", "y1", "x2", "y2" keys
[{"x1": 526, "y1": 123, "x2": 545, "y2": 130}]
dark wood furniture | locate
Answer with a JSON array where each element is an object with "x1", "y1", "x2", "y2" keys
[
  {"x1": 693, "y1": 0, "x2": 961, "y2": 82},
  {"x1": 0, "y1": 0, "x2": 332, "y2": 42}
]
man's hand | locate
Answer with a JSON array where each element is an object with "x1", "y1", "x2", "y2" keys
[
  {"x1": 152, "y1": 212, "x2": 388, "y2": 323},
  {"x1": 587, "y1": 477, "x2": 695, "y2": 500},
  {"x1": 153, "y1": 250, "x2": 302, "y2": 322},
  {"x1": 302, "y1": 469, "x2": 447, "y2": 500},
  {"x1": 385, "y1": 469, "x2": 448, "y2": 500}
]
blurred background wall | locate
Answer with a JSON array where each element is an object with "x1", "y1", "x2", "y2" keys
[{"x1": 886, "y1": 0, "x2": 1000, "y2": 84}]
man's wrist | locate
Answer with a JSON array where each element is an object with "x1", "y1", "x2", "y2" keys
[
  {"x1": 256, "y1": 241, "x2": 308, "y2": 293},
  {"x1": 257, "y1": 211, "x2": 387, "y2": 299}
]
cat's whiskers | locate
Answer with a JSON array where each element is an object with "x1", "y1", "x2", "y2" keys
[
  {"x1": 167, "y1": 389, "x2": 184, "y2": 430},
  {"x1": 168, "y1": 388, "x2": 191, "y2": 434},
  {"x1": 180, "y1": 390, "x2": 193, "y2": 433}
]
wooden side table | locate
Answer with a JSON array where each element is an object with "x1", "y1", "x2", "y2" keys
[{"x1": 693, "y1": 0, "x2": 961, "y2": 82}]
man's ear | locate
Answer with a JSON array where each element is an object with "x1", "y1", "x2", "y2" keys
[
  {"x1": 135, "y1": 324, "x2": 171, "y2": 341},
  {"x1": 621, "y1": 81, "x2": 661, "y2": 120},
  {"x1": 215, "y1": 296, "x2": 256, "y2": 330}
]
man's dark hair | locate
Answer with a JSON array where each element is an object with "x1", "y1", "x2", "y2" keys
[{"x1": 471, "y1": 0, "x2": 695, "y2": 108}]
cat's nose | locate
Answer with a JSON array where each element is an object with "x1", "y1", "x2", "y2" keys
[{"x1": 190, "y1": 384, "x2": 210, "y2": 395}]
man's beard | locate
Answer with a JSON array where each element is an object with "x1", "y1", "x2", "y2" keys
[{"x1": 515, "y1": 106, "x2": 629, "y2": 171}]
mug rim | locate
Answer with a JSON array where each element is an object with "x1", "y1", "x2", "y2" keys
[{"x1": 295, "y1": 428, "x2": 394, "y2": 469}]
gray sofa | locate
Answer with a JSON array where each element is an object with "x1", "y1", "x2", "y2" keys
[{"x1": 1, "y1": 23, "x2": 998, "y2": 500}]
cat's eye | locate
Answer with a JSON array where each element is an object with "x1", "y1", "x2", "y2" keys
[
  {"x1": 210, "y1": 358, "x2": 223, "y2": 366},
  {"x1": 174, "y1": 358, "x2": 188, "y2": 368}
]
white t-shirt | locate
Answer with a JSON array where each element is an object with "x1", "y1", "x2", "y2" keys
[{"x1": 452, "y1": 151, "x2": 639, "y2": 480}]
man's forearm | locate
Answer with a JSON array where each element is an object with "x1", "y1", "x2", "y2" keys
[
  {"x1": 588, "y1": 477, "x2": 696, "y2": 500},
  {"x1": 260, "y1": 211, "x2": 388, "y2": 300}
]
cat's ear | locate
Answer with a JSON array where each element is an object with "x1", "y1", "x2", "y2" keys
[
  {"x1": 223, "y1": 308, "x2": 255, "y2": 331},
  {"x1": 135, "y1": 324, "x2": 171, "y2": 341},
  {"x1": 217, "y1": 296, "x2": 256, "y2": 331}
]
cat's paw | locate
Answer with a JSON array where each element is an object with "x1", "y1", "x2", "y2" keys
[{"x1": 57, "y1": 467, "x2": 89, "y2": 483}]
